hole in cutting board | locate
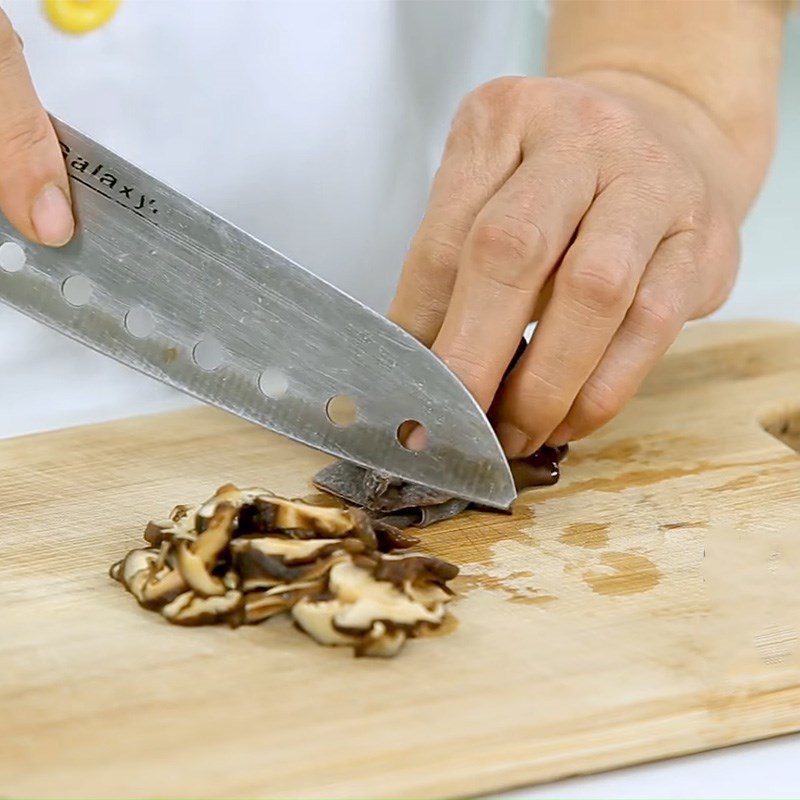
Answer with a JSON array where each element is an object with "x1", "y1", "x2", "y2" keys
[{"x1": 760, "y1": 405, "x2": 800, "y2": 454}]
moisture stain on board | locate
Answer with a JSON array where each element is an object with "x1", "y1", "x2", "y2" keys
[
  {"x1": 507, "y1": 593, "x2": 558, "y2": 606},
  {"x1": 660, "y1": 520, "x2": 708, "y2": 531},
  {"x1": 565, "y1": 434, "x2": 702, "y2": 468},
  {"x1": 424, "y1": 501, "x2": 537, "y2": 567},
  {"x1": 458, "y1": 571, "x2": 557, "y2": 606},
  {"x1": 567, "y1": 439, "x2": 643, "y2": 466},
  {"x1": 712, "y1": 473, "x2": 759, "y2": 492},
  {"x1": 538, "y1": 454, "x2": 796, "y2": 502},
  {"x1": 583, "y1": 552, "x2": 661, "y2": 596},
  {"x1": 560, "y1": 522, "x2": 610, "y2": 549}
]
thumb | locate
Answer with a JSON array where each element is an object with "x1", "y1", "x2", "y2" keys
[{"x1": 0, "y1": 11, "x2": 73, "y2": 246}]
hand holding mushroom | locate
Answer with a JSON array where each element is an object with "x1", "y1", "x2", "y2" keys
[{"x1": 389, "y1": 1, "x2": 784, "y2": 455}]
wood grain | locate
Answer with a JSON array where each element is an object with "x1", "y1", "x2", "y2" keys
[{"x1": 2, "y1": 320, "x2": 800, "y2": 799}]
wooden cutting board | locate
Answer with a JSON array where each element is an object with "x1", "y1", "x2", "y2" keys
[{"x1": 2, "y1": 320, "x2": 800, "y2": 799}]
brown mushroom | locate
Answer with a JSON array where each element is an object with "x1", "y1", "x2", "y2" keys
[
  {"x1": 174, "y1": 541, "x2": 226, "y2": 597},
  {"x1": 290, "y1": 558, "x2": 450, "y2": 657},
  {"x1": 240, "y1": 580, "x2": 325, "y2": 624},
  {"x1": 354, "y1": 622, "x2": 406, "y2": 658},
  {"x1": 161, "y1": 589, "x2": 243, "y2": 626},
  {"x1": 329, "y1": 560, "x2": 446, "y2": 630},
  {"x1": 372, "y1": 553, "x2": 459, "y2": 589},
  {"x1": 111, "y1": 486, "x2": 459, "y2": 657}
]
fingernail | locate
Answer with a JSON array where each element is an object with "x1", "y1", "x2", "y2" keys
[
  {"x1": 496, "y1": 422, "x2": 530, "y2": 458},
  {"x1": 547, "y1": 424, "x2": 571, "y2": 447},
  {"x1": 31, "y1": 184, "x2": 74, "y2": 246}
]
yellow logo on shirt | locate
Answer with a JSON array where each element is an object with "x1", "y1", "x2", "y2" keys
[{"x1": 44, "y1": 0, "x2": 121, "y2": 34}]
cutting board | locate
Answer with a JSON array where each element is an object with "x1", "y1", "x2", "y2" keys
[{"x1": 2, "y1": 320, "x2": 800, "y2": 799}]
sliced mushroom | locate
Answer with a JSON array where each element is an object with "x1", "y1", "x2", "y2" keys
[
  {"x1": 196, "y1": 486, "x2": 355, "y2": 537},
  {"x1": 170, "y1": 504, "x2": 194, "y2": 523},
  {"x1": 193, "y1": 502, "x2": 238, "y2": 562},
  {"x1": 291, "y1": 598, "x2": 358, "y2": 647},
  {"x1": 372, "y1": 553, "x2": 459, "y2": 589},
  {"x1": 143, "y1": 521, "x2": 170, "y2": 546},
  {"x1": 161, "y1": 589, "x2": 243, "y2": 626},
  {"x1": 236, "y1": 496, "x2": 277, "y2": 535},
  {"x1": 139, "y1": 564, "x2": 187, "y2": 608},
  {"x1": 111, "y1": 485, "x2": 459, "y2": 657},
  {"x1": 233, "y1": 546, "x2": 307, "y2": 589},
  {"x1": 329, "y1": 561, "x2": 445, "y2": 632},
  {"x1": 242, "y1": 580, "x2": 324, "y2": 624},
  {"x1": 355, "y1": 622, "x2": 406, "y2": 658},
  {"x1": 404, "y1": 581, "x2": 452, "y2": 607},
  {"x1": 235, "y1": 536, "x2": 344, "y2": 564},
  {"x1": 110, "y1": 546, "x2": 158, "y2": 586},
  {"x1": 174, "y1": 541, "x2": 226, "y2": 597},
  {"x1": 371, "y1": 518, "x2": 421, "y2": 551},
  {"x1": 240, "y1": 592, "x2": 293, "y2": 624}
]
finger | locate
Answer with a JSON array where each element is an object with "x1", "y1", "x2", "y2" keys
[
  {"x1": 547, "y1": 232, "x2": 700, "y2": 444},
  {"x1": 0, "y1": 11, "x2": 73, "y2": 246},
  {"x1": 492, "y1": 181, "x2": 671, "y2": 454},
  {"x1": 551, "y1": 219, "x2": 740, "y2": 443},
  {"x1": 388, "y1": 96, "x2": 523, "y2": 346},
  {"x1": 430, "y1": 151, "x2": 596, "y2": 431}
]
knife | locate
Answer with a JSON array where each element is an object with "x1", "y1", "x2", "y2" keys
[{"x1": 0, "y1": 117, "x2": 515, "y2": 509}]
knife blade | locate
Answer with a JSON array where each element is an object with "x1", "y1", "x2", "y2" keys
[{"x1": 0, "y1": 117, "x2": 515, "y2": 509}]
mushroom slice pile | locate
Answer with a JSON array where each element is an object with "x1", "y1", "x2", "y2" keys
[
  {"x1": 292, "y1": 554, "x2": 456, "y2": 657},
  {"x1": 110, "y1": 483, "x2": 458, "y2": 656}
]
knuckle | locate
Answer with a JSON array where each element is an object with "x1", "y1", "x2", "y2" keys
[
  {"x1": 637, "y1": 139, "x2": 672, "y2": 169},
  {"x1": 628, "y1": 289, "x2": 684, "y2": 339},
  {"x1": 469, "y1": 218, "x2": 546, "y2": 288},
  {"x1": 574, "y1": 89, "x2": 636, "y2": 136},
  {"x1": 455, "y1": 76, "x2": 530, "y2": 134},
  {"x1": 704, "y1": 215, "x2": 739, "y2": 266},
  {"x1": 413, "y1": 233, "x2": 460, "y2": 275},
  {"x1": 468, "y1": 76, "x2": 526, "y2": 109},
  {"x1": 439, "y1": 345, "x2": 495, "y2": 406},
  {"x1": 575, "y1": 376, "x2": 624, "y2": 428},
  {"x1": 508, "y1": 371, "x2": 567, "y2": 435},
  {"x1": 691, "y1": 218, "x2": 740, "y2": 318},
  {"x1": 563, "y1": 258, "x2": 634, "y2": 312},
  {"x1": 626, "y1": 170, "x2": 672, "y2": 208},
  {"x1": 681, "y1": 199, "x2": 713, "y2": 232}
]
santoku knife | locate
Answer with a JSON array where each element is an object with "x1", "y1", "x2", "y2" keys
[{"x1": 0, "y1": 117, "x2": 515, "y2": 509}]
